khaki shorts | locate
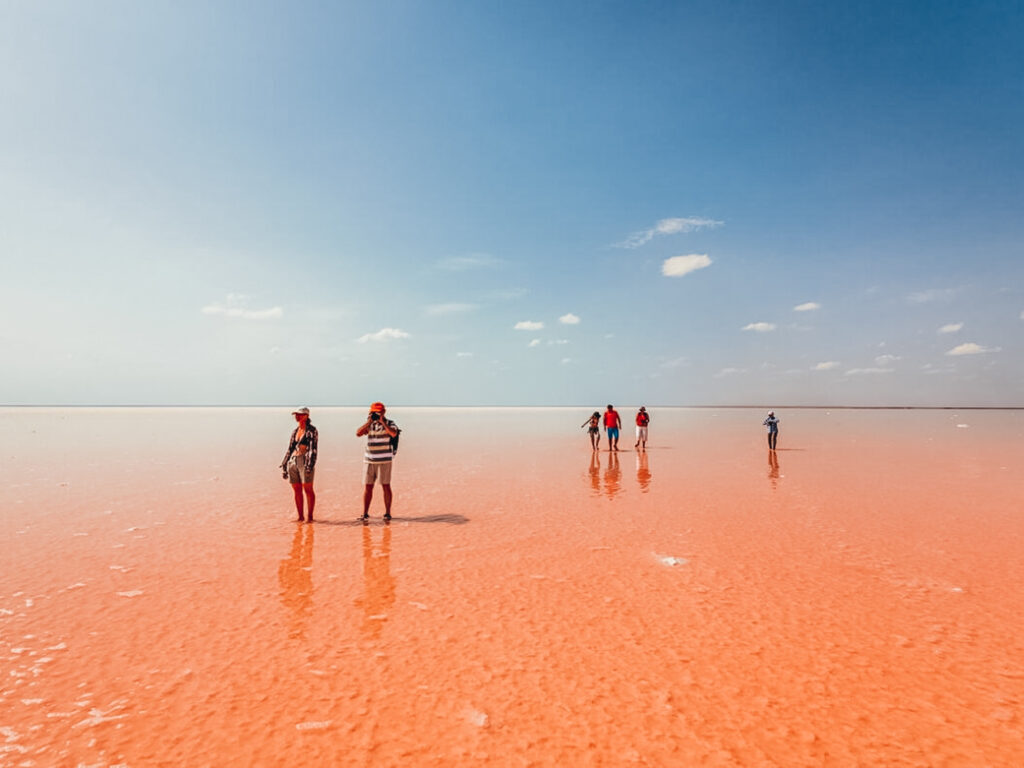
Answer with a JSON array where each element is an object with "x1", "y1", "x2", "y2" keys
[
  {"x1": 287, "y1": 457, "x2": 314, "y2": 485},
  {"x1": 364, "y1": 461, "x2": 393, "y2": 485}
]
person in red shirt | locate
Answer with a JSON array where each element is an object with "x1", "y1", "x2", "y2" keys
[
  {"x1": 603, "y1": 404, "x2": 622, "y2": 451},
  {"x1": 634, "y1": 406, "x2": 650, "y2": 451}
]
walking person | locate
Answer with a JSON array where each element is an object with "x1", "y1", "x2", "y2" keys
[
  {"x1": 356, "y1": 402, "x2": 399, "y2": 522},
  {"x1": 763, "y1": 410, "x2": 780, "y2": 451},
  {"x1": 634, "y1": 406, "x2": 650, "y2": 451},
  {"x1": 603, "y1": 404, "x2": 622, "y2": 451},
  {"x1": 581, "y1": 411, "x2": 601, "y2": 451},
  {"x1": 280, "y1": 407, "x2": 318, "y2": 522}
]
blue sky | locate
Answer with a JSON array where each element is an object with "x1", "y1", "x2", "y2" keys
[{"x1": 1, "y1": 1, "x2": 1022, "y2": 405}]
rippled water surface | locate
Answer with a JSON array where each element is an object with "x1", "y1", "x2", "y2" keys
[{"x1": 2, "y1": 407, "x2": 1024, "y2": 766}]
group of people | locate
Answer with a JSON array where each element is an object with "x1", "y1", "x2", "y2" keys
[
  {"x1": 280, "y1": 403, "x2": 781, "y2": 522},
  {"x1": 279, "y1": 403, "x2": 399, "y2": 524},
  {"x1": 582, "y1": 406, "x2": 781, "y2": 452},
  {"x1": 581, "y1": 404, "x2": 650, "y2": 452}
]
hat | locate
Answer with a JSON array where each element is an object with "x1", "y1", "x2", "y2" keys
[
  {"x1": 292, "y1": 407, "x2": 310, "y2": 416},
  {"x1": 639, "y1": 406, "x2": 646, "y2": 411},
  {"x1": 369, "y1": 402, "x2": 386, "y2": 413}
]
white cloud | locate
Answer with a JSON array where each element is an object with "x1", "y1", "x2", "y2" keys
[
  {"x1": 202, "y1": 294, "x2": 283, "y2": 320},
  {"x1": 793, "y1": 302, "x2": 821, "y2": 312},
  {"x1": 559, "y1": 313, "x2": 581, "y2": 325},
  {"x1": 845, "y1": 367, "x2": 894, "y2": 375},
  {"x1": 742, "y1": 322, "x2": 776, "y2": 332},
  {"x1": 875, "y1": 354, "x2": 901, "y2": 365},
  {"x1": 617, "y1": 217, "x2": 723, "y2": 248},
  {"x1": 528, "y1": 339, "x2": 541, "y2": 348},
  {"x1": 425, "y1": 303, "x2": 479, "y2": 316},
  {"x1": 662, "y1": 254, "x2": 712, "y2": 277},
  {"x1": 515, "y1": 321, "x2": 544, "y2": 331},
  {"x1": 715, "y1": 367, "x2": 746, "y2": 377},
  {"x1": 813, "y1": 361, "x2": 840, "y2": 370},
  {"x1": 946, "y1": 342, "x2": 1000, "y2": 356},
  {"x1": 907, "y1": 288, "x2": 956, "y2": 304},
  {"x1": 434, "y1": 253, "x2": 500, "y2": 271},
  {"x1": 938, "y1": 322, "x2": 963, "y2": 334},
  {"x1": 1020, "y1": 310, "x2": 1024, "y2": 320},
  {"x1": 356, "y1": 328, "x2": 411, "y2": 343},
  {"x1": 548, "y1": 339, "x2": 569, "y2": 346},
  {"x1": 456, "y1": 352, "x2": 473, "y2": 358},
  {"x1": 560, "y1": 358, "x2": 571, "y2": 364}
]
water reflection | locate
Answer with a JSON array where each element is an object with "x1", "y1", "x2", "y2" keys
[
  {"x1": 278, "y1": 524, "x2": 314, "y2": 640},
  {"x1": 357, "y1": 525, "x2": 396, "y2": 640},
  {"x1": 636, "y1": 452, "x2": 652, "y2": 493},
  {"x1": 768, "y1": 450, "x2": 780, "y2": 490},
  {"x1": 603, "y1": 450, "x2": 622, "y2": 499},
  {"x1": 587, "y1": 451, "x2": 601, "y2": 496}
]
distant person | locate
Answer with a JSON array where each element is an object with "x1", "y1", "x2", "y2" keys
[
  {"x1": 356, "y1": 402, "x2": 399, "y2": 522},
  {"x1": 603, "y1": 404, "x2": 622, "y2": 451},
  {"x1": 280, "y1": 407, "x2": 318, "y2": 522},
  {"x1": 763, "y1": 410, "x2": 780, "y2": 451},
  {"x1": 634, "y1": 406, "x2": 650, "y2": 451},
  {"x1": 581, "y1": 411, "x2": 601, "y2": 450}
]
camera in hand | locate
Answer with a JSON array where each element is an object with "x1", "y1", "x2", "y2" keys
[{"x1": 370, "y1": 412, "x2": 381, "y2": 422}]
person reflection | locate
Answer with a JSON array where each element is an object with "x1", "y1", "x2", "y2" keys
[
  {"x1": 636, "y1": 451, "x2": 652, "y2": 493},
  {"x1": 278, "y1": 524, "x2": 314, "y2": 640},
  {"x1": 587, "y1": 451, "x2": 601, "y2": 497},
  {"x1": 603, "y1": 450, "x2": 622, "y2": 499},
  {"x1": 357, "y1": 525, "x2": 395, "y2": 640},
  {"x1": 768, "y1": 450, "x2": 780, "y2": 490}
]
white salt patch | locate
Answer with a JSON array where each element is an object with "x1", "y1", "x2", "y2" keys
[
  {"x1": 295, "y1": 720, "x2": 332, "y2": 731},
  {"x1": 73, "y1": 533, "x2": 89, "y2": 537},
  {"x1": 466, "y1": 707, "x2": 489, "y2": 728},
  {"x1": 656, "y1": 555, "x2": 689, "y2": 567},
  {"x1": 124, "y1": 527, "x2": 145, "y2": 532},
  {"x1": 116, "y1": 591, "x2": 144, "y2": 598},
  {"x1": 109, "y1": 566, "x2": 131, "y2": 573},
  {"x1": 956, "y1": 424, "x2": 969, "y2": 428},
  {"x1": 368, "y1": 613, "x2": 388, "y2": 621},
  {"x1": 409, "y1": 601, "x2": 429, "y2": 610},
  {"x1": 950, "y1": 587, "x2": 964, "y2": 593},
  {"x1": 45, "y1": 643, "x2": 67, "y2": 651},
  {"x1": 66, "y1": 583, "x2": 87, "y2": 590},
  {"x1": 24, "y1": 599, "x2": 33, "y2": 608},
  {"x1": 20, "y1": 699, "x2": 44, "y2": 705},
  {"x1": 0, "y1": 609, "x2": 13, "y2": 616}
]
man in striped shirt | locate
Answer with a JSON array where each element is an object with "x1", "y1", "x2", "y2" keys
[{"x1": 356, "y1": 401, "x2": 399, "y2": 522}]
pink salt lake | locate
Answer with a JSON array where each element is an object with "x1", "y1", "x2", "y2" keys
[{"x1": 2, "y1": 407, "x2": 1023, "y2": 766}]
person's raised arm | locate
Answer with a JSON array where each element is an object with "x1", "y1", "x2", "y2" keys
[
  {"x1": 382, "y1": 419, "x2": 398, "y2": 437},
  {"x1": 356, "y1": 418, "x2": 372, "y2": 437}
]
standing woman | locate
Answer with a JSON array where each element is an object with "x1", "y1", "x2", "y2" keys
[
  {"x1": 763, "y1": 410, "x2": 779, "y2": 451},
  {"x1": 281, "y1": 407, "x2": 318, "y2": 522}
]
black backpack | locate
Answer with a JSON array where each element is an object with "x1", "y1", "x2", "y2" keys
[{"x1": 388, "y1": 420, "x2": 401, "y2": 455}]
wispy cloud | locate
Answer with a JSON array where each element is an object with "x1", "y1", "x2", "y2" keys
[
  {"x1": 617, "y1": 217, "x2": 723, "y2": 248},
  {"x1": 434, "y1": 253, "x2": 500, "y2": 271},
  {"x1": 813, "y1": 361, "x2": 840, "y2": 370},
  {"x1": 560, "y1": 358, "x2": 572, "y2": 365},
  {"x1": 202, "y1": 294, "x2": 282, "y2": 320},
  {"x1": 946, "y1": 342, "x2": 1000, "y2": 356},
  {"x1": 662, "y1": 254, "x2": 712, "y2": 277},
  {"x1": 938, "y1": 322, "x2": 963, "y2": 334},
  {"x1": 714, "y1": 367, "x2": 746, "y2": 377},
  {"x1": 742, "y1": 322, "x2": 776, "y2": 332},
  {"x1": 456, "y1": 352, "x2": 473, "y2": 358},
  {"x1": 660, "y1": 356, "x2": 688, "y2": 369},
  {"x1": 515, "y1": 320, "x2": 544, "y2": 331},
  {"x1": 794, "y1": 302, "x2": 821, "y2": 312},
  {"x1": 425, "y1": 302, "x2": 479, "y2": 316},
  {"x1": 548, "y1": 339, "x2": 569, "y2": 346},
  {"x1": 486, "y1": 287, "x2": 527, "y2": 301},
  {"x1": 528, "y1": 339, "x2": 541, "y2": 348},
  {"x1": 559, "y1": 313, "x2": 580, "y2": 325},
  {"x1": 907, "y1": 288, "x2": 956, "y2": 304},
  {"x1": 356, "y1": 328, "x2": 411, "y2": 343},
  {"x1": 875, "y1": 354, "x2": 901, "y2": 366},
  {"x1": 845, "y1": 367, "x2": 894, "y2": 375}
]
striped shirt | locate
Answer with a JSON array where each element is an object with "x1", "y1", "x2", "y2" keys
[{"x1": 365, "y1": 420, "x2": 396, "y2": 463}]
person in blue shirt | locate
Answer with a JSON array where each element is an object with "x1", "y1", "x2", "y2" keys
[{"x1": 763, "y1": 411, "x2": 780, "y2": 451}]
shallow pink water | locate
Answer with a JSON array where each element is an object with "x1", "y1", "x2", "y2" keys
[{"x1": 2, "y1": 407, "x2": 1023, "y2": 766}]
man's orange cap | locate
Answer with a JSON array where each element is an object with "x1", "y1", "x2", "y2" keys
[{"x1": 369, "y1": 402, "x2": 385, "y2": 412}]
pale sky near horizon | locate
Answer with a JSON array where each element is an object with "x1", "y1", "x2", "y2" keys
[{"x1": 1, "y1": 1, "x2": 1022, "y2": 406}]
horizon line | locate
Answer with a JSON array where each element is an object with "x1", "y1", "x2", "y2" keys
[{"x1": 2, "y1": 404, "x2": 1022, "y2": 411}]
